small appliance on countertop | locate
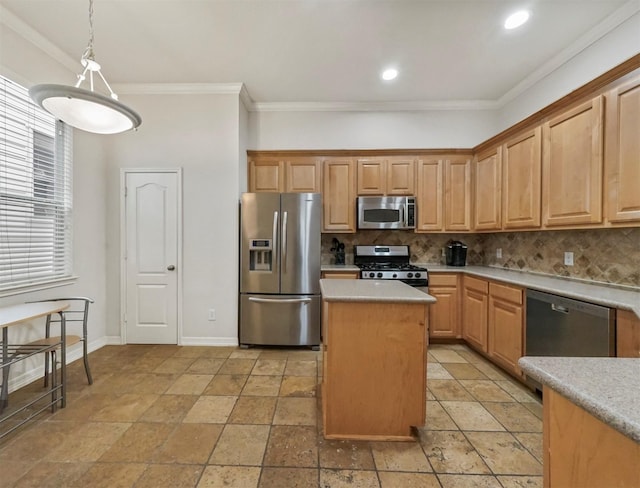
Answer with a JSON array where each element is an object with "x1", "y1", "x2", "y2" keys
[
  {"x1": 445, "y1": 240, "x2": 467, "y2": 266},
  {"x1": 330, "y1": 238, "x2": 345, "y2": 265}
]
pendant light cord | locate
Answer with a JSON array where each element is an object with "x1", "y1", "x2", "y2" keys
[{"x1": 82, "y1": 0, "x2": 95, "y2": 63}]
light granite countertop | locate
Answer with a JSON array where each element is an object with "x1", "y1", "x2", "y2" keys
[
  {"x1": 518, "y1": 356, "x2": 640, "y2": 443},
  {"x1": 320, "y1": 263, "x2": 640, "y2": 317},
  {"x1": 320, "y1": 279, "x2": 436, "y2": 304},
  {"x1": 420, "y1": 265, "x2": 640, "y2": 319}
]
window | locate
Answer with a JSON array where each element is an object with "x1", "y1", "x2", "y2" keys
[{"x1": 0, "y1": 75, "x2": 73, "y2": 292}]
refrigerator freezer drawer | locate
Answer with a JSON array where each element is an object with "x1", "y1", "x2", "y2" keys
[{"x1": 239, "y1": 294, "x2": 321, "y2": 347}]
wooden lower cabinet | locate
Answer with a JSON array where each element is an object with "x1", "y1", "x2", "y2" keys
[
  {"x1": 322, "y1": 300, "x2": 427, "y2": 440},
  {"x1": 462, "y1": 276, "x2": 489, "y2": 352},
  {"x1": 544, "y1": 387, "x2": 640, "y2": 487},
  {"x1": 428, "y1": 273, "x2": 460, "y2": 339},
  {"x1": 321, "y1": 271, "x2": 359, "y2": 279},
  {"x1": 616, "y1": 309, "x2": 640, "y2": 357},
  {"x1": 487, "y1": 282, "x2": 524, "y2": 376}
]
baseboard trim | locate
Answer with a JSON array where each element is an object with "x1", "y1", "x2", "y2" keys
[{"x1": 180, "y1": 336, "x2": 239, "y2": 347}]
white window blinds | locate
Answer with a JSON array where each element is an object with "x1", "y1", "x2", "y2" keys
[{"x1": 0, "y1": 75, "x2": 73, "y2": 291}]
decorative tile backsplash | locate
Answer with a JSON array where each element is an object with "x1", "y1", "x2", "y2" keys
[{"x1": 322, "y1": 227, "x2": 640, "y2": 288}]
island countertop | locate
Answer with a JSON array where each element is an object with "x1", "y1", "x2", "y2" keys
[
  {"x1": 518, "y1": 356, "x2": 640, "y2": 443},
  {"x1": 320, "y1": 279, "x2": 436, "y2": 304}
]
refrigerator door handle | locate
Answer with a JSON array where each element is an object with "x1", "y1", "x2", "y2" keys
[
  {"x1": 272, "y1": 210, "x2": 279, "y2": 256},
  {"x1": 282, "y1": 211, "x2": 288, "y2": 273},
  {"x1": 248, "y1": 297, "x2": 312, "y2": 304}
]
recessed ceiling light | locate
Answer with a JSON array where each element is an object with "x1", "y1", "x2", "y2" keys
[
  {"x1": 504, "y1": 10, "x2": 530, "y2": 30},
  {"x1": 381, "y1": 68, "x2": 398, "y2": 81}
]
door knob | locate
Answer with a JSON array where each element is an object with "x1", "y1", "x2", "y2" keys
[{"x1": 167, "y1": 265, "x2": 175, "y2": 271}]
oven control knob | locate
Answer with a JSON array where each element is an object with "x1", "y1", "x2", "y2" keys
[
  {"x1": 415, "y1": 272, "x2": 421, "y2": 278},
  {"x1": 392, "y1": 273, "x2": 397, "y2": 278},
  {"x1": 369, "y1": 272, "x2": 375, "y2": 278},
  {"x1": 376, "y1": 272, "x2": 383, "y2": 278},
  {"x1": 407, "y1": 272, "x2": 414, "y2": 278}
]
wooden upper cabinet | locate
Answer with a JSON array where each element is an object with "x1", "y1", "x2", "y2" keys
[
  {"x1": 357, "y1": 158, "x2": 386, "y2": 195},
  {"x1": 248, "y1": 158, "x2": 283, "y2": 192},
  {"x1": 387, "y1": 157, "x2": 416, "y2": 195},
  {"x1": 285, "y1": 158, "x2": 322, "y2": 193},
  {"x1": 356, "y1": 157, "x2": 416, "y2": 195},
  {"x1": 542, "y1": 96, "x2": 604, "y2": 226},
  {"x1": 249, "y1": 157, "x2": 321, "y2": 193},
  {"x1": 473, "y1": 147, "x2": 502, "y2": 230},
  {"x1": 416, "y1": 158, "x2": 443, "y2": 231},
  {"x1": 323, "y1": 158, "x2": 357, "y2": 233},
  {"x1": 502, "y1": 127, "x2": 542, "y2": 229},
  {"x1": 444, "y1": 157, "x2": 472, "y2": 231},
  {"x1": 605, "y1": 75, "x2": 640, "y2": 223}
]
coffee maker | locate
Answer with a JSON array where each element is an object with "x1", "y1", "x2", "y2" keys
[{"x1": 445, "y1": 241, "x2": 468, "y2": 266}]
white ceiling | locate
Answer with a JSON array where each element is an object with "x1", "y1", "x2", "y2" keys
[{"x1": 1, "y1": 0, "x2": 637, "y2": 109}]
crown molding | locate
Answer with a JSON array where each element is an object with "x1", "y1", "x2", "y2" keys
[
  {"x1": 250, "y1": 100, "x2": 498, "y2": 112},
  {"x1": 111, "y1": 82, "x2": 245, "y2": 95}
]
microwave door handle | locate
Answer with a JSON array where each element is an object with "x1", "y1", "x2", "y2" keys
[{"x1": 400, "y1": 206, "x2": 405, "y2": 226}]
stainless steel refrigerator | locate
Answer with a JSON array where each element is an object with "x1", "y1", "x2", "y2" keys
[{"x1": 239, "y1": 192, "x2": 321, "y2": 348}]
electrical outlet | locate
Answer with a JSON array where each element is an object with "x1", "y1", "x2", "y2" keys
[
  {"x1": 208, "y1": 309, "x2": 216, "y2": 321},
  {"x1": 564, "y1": 252, "x2": 574, "y2": 266},
  {"x1": 496, "y1": 248, "x2": 502, "y2": 259}
]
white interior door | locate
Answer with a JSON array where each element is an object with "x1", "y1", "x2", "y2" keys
[{"x1": 123, "y1": 171, "x2": 180, "y2": 344}]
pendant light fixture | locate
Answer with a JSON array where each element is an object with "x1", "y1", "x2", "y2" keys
[{"x1": 29, "y1": 0, "x2": 141, "y2": 134}]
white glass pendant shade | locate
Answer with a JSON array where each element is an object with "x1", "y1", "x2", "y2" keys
[{"x1": 30, "y1": 84, "x2": 141, "y2": 134}]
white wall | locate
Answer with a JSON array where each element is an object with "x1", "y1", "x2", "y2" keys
[
  {"x1": 249, "y1": 109, "x2": 497, "y2": 150},
  {"x1": 104, "y1": 94, "x2": 243, "y2": 344}
]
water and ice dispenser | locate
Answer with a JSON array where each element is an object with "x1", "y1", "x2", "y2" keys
[{"x1": 249, "y1": 239, "x2": 273, "y2": 271}]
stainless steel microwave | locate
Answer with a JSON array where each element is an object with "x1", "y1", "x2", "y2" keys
[{"x1": 357, "y1": 196, "x2": 416, "y2": 230}]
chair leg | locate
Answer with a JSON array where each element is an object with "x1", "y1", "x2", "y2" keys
[
  {"x1": 82, "y1": 339, "x2": 93, "y2": 385},
  {"x1": 50, "y1": 350, "x2": 57, "y2": 413},
  {"x1": 43, "y1": 352, "x2": 50, "y2": 388},
  {"x1": 0, "y1": 363, "x2": 10, "y2": 415}
]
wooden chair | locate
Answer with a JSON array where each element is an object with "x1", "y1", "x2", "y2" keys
[{"x1": 26, "y1": 297, "x2": 94, "y2": 386}]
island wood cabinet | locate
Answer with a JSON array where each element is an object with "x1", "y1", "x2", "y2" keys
[
  {"x1": 502, "y1": 127, "x2": 542, "y2": 229},
  {"x1": 487, "y1": 282, "x2": 524, "y2": 376},
  {"x1": 616, "y1": 309, "x2": 640, "y2": 358},
  {"x1": 416, "y1": 156, "x2": 472, "y2": 232},
  {"x1": 248, "y1": 157, "x2": 322, "y2": 193},
  {"x1": 322, "y1": 299, "x2": 427, "y2": 440},
  {"x1": 462, "y1": 276, "x2": 489, "y2": 352},
  {"x1": 356, "y1": 157, "x2": 416, "y2": 195},
  {"x1": 322, "y1": 158, "x2": 357, "y2": 233},
  {"x1": 543, "y1": 387, "x2": 640, "y2": 487},
  {"x1": 321, "y1": 271, "x2": 360, "y2": 279},
  {"x1": 473, "y1": 147, "x2": 502, "y2": 230},
  {"x1": 605, "y1": 74, "x2": 640, "y2": 224},
  {"x1": 428, "y1": 273, "x2": 460, "y2": 339},
  {"x1": 542, "y1": 96, "x2": 604, "y2": 227}
]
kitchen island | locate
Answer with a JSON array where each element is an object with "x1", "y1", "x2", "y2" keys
[
  {"x1": 319, "y1": 279, "x2": 436, "y2": 440},
  {"x1": 519, "y1": 356, "x2": 640, "y2": 488}
]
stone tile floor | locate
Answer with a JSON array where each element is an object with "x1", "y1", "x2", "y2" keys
[{"x1": 0, "y1": 343, "x2": 543, "y2": 487}]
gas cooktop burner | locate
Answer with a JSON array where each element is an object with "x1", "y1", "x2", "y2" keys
[{"x1": 353, "y1": 245, "x2": 428, "y2": 286}]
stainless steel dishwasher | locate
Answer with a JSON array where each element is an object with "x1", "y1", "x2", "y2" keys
[
  {"x1": 525, "y1": 289, "x2": 615, "y2": 388},
  {"x1": 526, "y1": 289, "x2": 615, "y2": 356}
]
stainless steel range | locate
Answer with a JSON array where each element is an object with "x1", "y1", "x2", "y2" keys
[{"x1": 354, "y1": 245, "x2": 428, "y2": 287}]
